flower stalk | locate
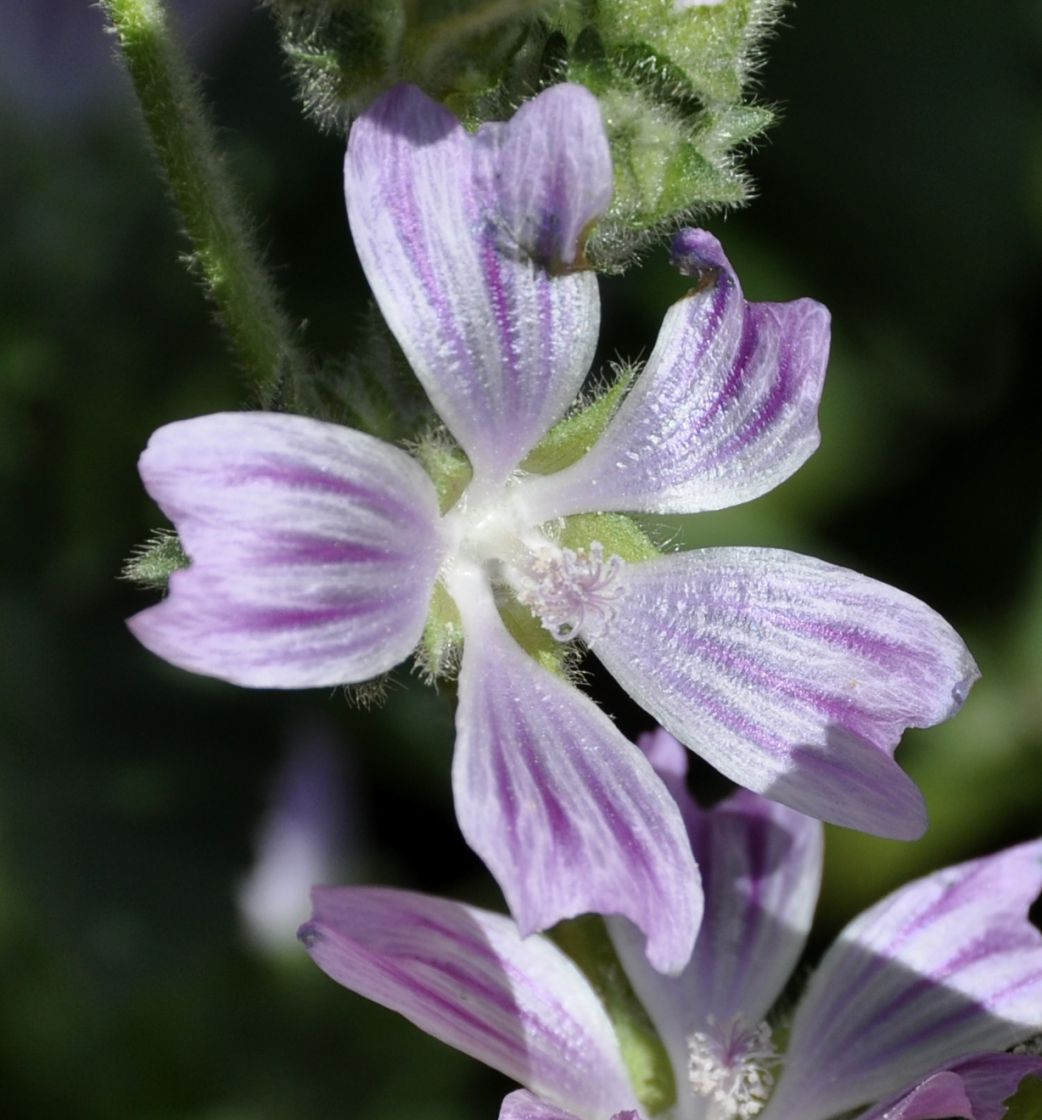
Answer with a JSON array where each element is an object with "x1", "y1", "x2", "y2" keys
[
  {"x1": 101, "y1": 0, "x2": 310, "y2": 408},
  {"x1": 551, "y1": 914, "x2": 677, "y2": 1115}
]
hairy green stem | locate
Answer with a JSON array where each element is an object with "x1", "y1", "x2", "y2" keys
[{"x1": 102, "y1": 0, "x2": 309, "y2": 407}]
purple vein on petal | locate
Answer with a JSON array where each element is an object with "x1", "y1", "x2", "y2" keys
[
  {"x1": 520, "y1": 230, "x2": 829, "y2": 521},
  {"x1": 450, "y1": 570, "x2": 702, "y2": 973},
  {"x1": 345, "y1": 83, "x2": 608, "y2": 482},
  {"x1": 129, "y1": 411, "x2": 446, "y2": 688},
  {"x1": 301, "y1": 887, "x2": 637, "y2": 1117}
]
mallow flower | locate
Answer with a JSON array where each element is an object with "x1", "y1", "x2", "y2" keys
[
  {"x1": 128, "y1": 81, "x2": 977, "y2": 972},
  {"x1": 237, "y1": 720, "x2": 354, "y2": 954},
  {"x1": 300, "y1": 730, "x2": 1042, "y2": 1120}
]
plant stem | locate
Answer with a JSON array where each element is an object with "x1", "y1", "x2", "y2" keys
[{"x1": 102, "y1": 0, "x2": 310, "y2": 408}]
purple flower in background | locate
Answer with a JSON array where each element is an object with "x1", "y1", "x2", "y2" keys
[
  {"x1": 300, "y1": 730, "x2": 1042, "y2": 1120},
  {"x1": 129, "y1": 82, "x2": 976, "y2": 971},
  {"x1": 237, "y1": 719, "x2": 358, "y2": 954}
]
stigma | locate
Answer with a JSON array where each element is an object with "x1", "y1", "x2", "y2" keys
[{"x1": 509, "y1": 539, "x2": 626, "y2": 642}]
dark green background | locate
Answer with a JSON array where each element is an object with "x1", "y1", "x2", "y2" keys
[{"x1": 1, "y1": 1, "x2": 1039, "y2": 1116}]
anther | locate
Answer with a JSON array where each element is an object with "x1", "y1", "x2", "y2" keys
[
  {"x1": 510, "y1": 540, "x2": 626, "y2": 642},
  {"x1": 687, "y1": 1017, "x2": 779, "y2": 1120}
]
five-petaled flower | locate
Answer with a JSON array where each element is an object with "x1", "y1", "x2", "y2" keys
[
  {"x1": 300, "y1": 730, "x2": 1042, "y2": 1120},
  {"x1": 128, "y1": 82, "x2": 978, "y2": 973}
]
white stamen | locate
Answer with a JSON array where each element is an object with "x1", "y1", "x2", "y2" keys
[
  {"x1": 687, "y1": 1018, "x2": 779, "y2": 1120},
  {"x1": 510, "y1": 539, "x2": 626, "y2": 642}
]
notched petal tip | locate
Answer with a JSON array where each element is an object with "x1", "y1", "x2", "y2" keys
[
  {"x1": 529, "y1": 230, "x2": 831, "y2": 521},
  {"x1": 485, "y1": 82, "x2": 613, "y2": 275},
  {"x1": 346, "y1": 80, "x2": 605, "y2": 484},
  {"x1": 129, "y1": 412, "x2": 446, "y2": 690}
]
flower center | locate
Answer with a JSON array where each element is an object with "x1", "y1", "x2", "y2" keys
[
  {"x1": 508, "y1": 538, "x2": 626, "y2": 642},
  {"x1": 442, "y1": 488, "x2": 627, "y2": 644},
  {"x1": 687, "y1": 1018, "x2": 779, "y2": 1120}
]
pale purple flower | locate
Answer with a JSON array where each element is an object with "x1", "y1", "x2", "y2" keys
[
  {"x1": 237, "y1": 720, "x2": 357, "y2": 954},
  {"x1": 300, "y1": 729, "x2": 1042, "y2": 1120},
  {"x1": 129, "y1": 82, "x2": 976, "y2": 971}
]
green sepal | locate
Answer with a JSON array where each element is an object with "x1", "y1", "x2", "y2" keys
[
  {"x1": 122, "y1": 529, "x2": 189, "y2": 591},
  {"x1": 560, "y1": 512, "x2": 659, "y2": 564},
  {"x1": 1004, "y1": 1070, "x2": 1042, "y2": 1120},
  {"x1": 419, "y1": 581, "x2": 571, "y2": 681},
  {"x1": 521, "y1": 364, "x2": 635, "y2": 475},
  {"x1": 497, "y1": 596, "x2": 572, "y2": 678},
  {"x1": 699, "y1": 101, "x2": 775, "y2": 158},
  {"x1": 275, "y1": 1, "x2": 401, "y2": 127},
  {"x1": 591, "y1": 0, "x2": 782, "y2": 105},
  {"x1": 263, "y1": 1, "x2": 404, "y2": 128},
  {"x1": 265, "y1": 0, "x2": 563, "y2": 130},
  {"x1": 266, "y1": 0, "x2": 780, "y2": 262},
  {"x1": 559, "y1": 23, "x2": 772, "y2": 267},
  {"x1": 592, "y1": 80, "x2": 748, "y2": 234},
  {"x1": 419, "y1": 581, "x2": 463, "y2": 680},
  {"x1": 413, "y1": 436, "x2": 473, "y2": 514},
  {"x1": 550, "y1": 914, "x2": 677, "y2": 1115},
  {"x1": 398, "y1": 0, "x2": 540, "y2": 101}
]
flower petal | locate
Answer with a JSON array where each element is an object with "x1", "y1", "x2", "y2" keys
[
  {"x1": 762, "y1": 842, "x2": 1042, "y2": 1120},
  {"x1": 346, "y1": 84, "x2": 610, "y2": 485},
  {"x1": 300, "y1": 887, "x2": 638, "y2": 1119},
  {"x1": 448, "y1": 567, "x2": 702, "y2": 974},
  {"x1": 684, "y1": 788, "x2": 823, "y2": 1027},
  {"x1": 500, "y1": 1090, "x2": 641, "y2": 1120},
  {"x1": 590, "y1": 548, "x2": 979, "y2": 838},
  {"x1": 128, "y1": 412, "x2": 444, "y2": 687},
  {"x1": 520, "y1": 229, "x2": 829, "y2": 520},
  {"x1": 861, "y1": 1071, "x2": 975, "y2": 1120},
  {"x1": 854, "y1": 1054, "x2": 1042, "y2": 1120},
  {"x1": 499, "y1": 1090, "x2": 584, "y2": 1120},
  {"x1": 609, "y1": 737, "x2": 822, "y2": 1086}
]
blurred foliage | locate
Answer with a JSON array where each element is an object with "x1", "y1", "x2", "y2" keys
[{"x1": 1, "y1": 0, "x2": 1041, "y2": 1117}]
